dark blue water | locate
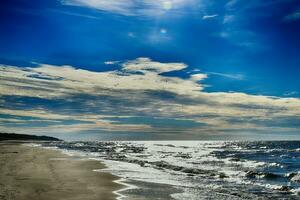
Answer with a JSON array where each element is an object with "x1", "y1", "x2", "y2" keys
[{"x1": 212, "y1": 141, "x2": 300, "y2": 193}]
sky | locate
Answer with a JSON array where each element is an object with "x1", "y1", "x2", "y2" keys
[{"x1": 0, "y1": 0, "x2": 300, "y2": 140}]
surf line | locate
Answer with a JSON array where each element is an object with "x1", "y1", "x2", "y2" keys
[
  {"x1": 93, "y1": 168, "x2": 138, "y2": 200},
  {"x1": 113, "y1": 178, "x2": 139, "y2": 200}
]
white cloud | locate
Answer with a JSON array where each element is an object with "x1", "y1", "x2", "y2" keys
[
  {"x1": 1, "y1": 58, "x2": 300, "y2": 136},
  {"x1": 62, "y1": 0, "x2": 136, "y2": 15},
  {"x1": 160, "y1": 28, "x2": 167, "y2": 34},
  {"x1": 0, "y1": 58, "x2": 204, "y2": 99},
  {"x1": 190, "y1": 73, "x2": 208, "y2": 81},
  {"x1": 61, "y1": 0, "x2": 197, "y2": 16},
  {"x1": 225, "y1": 0, "x2": 239, "y2": 10},
  {"x1": 202, "y1": 14, "x2": 218, "y2": 20},
  {"x1": 0, "y1": 108, "x2": 72, "y2": 120},
  {"x1": 122, "y1": 57, "x2": 186, "y2": 73},
  {"x1": 104, "y1": 61, "x2": 119, "y2": 65},
  {"x1": 48, "y1": 9, "x2": 101, "y2": 19},
  {"x1": 208, "y1": 72, "x2": 245, "y2": 80}
]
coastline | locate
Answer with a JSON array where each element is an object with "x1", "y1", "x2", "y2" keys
[{"x1": 0, "y1": 141, "x2": 123, "y2": 200}]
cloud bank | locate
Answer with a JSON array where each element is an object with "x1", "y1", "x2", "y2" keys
[{"x1": 0, "y1": 58, "x2": 300, "y2": 139}]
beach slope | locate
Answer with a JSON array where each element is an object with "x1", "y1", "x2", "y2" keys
[{"x1": 0, "y1": 142, "x2": 121, "y2": 200}]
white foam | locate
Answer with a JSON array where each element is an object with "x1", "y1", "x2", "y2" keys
[
  {"x1": 113, "y1": 178, "x2": 138, "y2": 200},
  {"x1": 291, "y1": 188, "x2": 300, "y2": 196},
  {"x1": 22, "y1": 143, "x2": 41, "y2": 147}
]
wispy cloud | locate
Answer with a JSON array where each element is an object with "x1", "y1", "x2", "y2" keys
[
  {"x1": 61, "y1": 0, "x2": 197, "y2": 16},
  {"x1": 61, "y1": 0, "x2": 136, "y2": 15},
  {"x1": 104, "y1": 60, "x2": 119, "y2": 65},
  {"x1": 217, "y1": 29, "x2": 263, "y2": 50},
  {"x1": 208, "y1": 72, "x2": 245, "y2": 80},
  {"x1": 223, "y1": 15, "x2": 235, "y2": 24},
  {"x1": 48, "y1": 9, "x2": 101, "y2": 19},
  {"x1": 283, "y1": 91, "x2": 298, "y2": 97},
  {"x1": 202, "y1": 14, "x2": 218, "y2": 20},
  {"x1": 284, "y1": 11, "x2": 300, "y2": 22},
  {"x1": 225, "y1": 0, "x2": 239, "y2": 10}
]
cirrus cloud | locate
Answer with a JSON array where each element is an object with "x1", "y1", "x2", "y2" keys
[{"x1": 61, "y1": 0, "x2": 198, "y2": 16}]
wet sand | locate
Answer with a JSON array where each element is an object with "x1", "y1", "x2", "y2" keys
[{"x1": 0, "y1": 142, "x2": 122, "y2": 200}]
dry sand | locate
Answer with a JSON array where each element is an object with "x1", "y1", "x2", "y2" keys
[{"x1": 0, "y1": 142, "x2": 122, "y2": 200}]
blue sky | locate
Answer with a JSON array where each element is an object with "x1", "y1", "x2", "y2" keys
[{"x1": 0, "y1": 0, "x2": 300, "y2": 140}]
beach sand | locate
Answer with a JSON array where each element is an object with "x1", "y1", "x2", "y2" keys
[{"x1": 0, "y1": 142, "x2": 122, "y2": 200}]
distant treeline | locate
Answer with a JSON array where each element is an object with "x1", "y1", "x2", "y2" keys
[{"x1": 0, "y1": 133, "x2": 61, "y2": 141}]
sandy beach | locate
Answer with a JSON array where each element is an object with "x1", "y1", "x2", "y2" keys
[{"x1": 0, "y1": 142, "x2": 122, "y2": 200}]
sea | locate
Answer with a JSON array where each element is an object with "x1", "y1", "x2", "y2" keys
[{"x1": 40, "y1": 141, "x2": 300, "y2": 200}]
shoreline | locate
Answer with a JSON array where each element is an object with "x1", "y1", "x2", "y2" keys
[
  {"x1": 0, "y1": 141, "x2": 124, "y2": 200},
  {"x1": 112, "y1": 178, "x2": 139, "y2": 200}
]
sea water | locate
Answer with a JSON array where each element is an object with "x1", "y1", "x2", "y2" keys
[{"x1": 42, "y1": 141, "x2": 300, "y2": 200}]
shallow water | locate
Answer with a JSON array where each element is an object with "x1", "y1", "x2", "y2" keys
[{"x1": 43, "y1": 141, "x2": 300, "y2": 199}]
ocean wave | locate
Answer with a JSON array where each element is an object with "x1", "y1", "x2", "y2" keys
[{"x1": 40, "y1": 140, "x2": 300, "y2": 199}]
